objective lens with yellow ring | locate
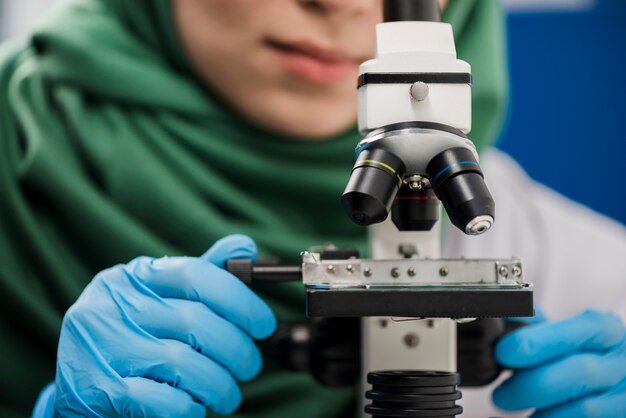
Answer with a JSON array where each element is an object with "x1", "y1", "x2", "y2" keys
[{"x1": 341, "y1": 148, "x2": 406, "y2": 225}]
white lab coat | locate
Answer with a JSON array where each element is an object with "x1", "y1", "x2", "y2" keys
[{"x1": 442, "y1": 149, "x2": 626, "y2": 417}]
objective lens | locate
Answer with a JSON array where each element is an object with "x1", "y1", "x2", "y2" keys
[
  {"x1": 341, "y1": 148, "x2": 406, "y2": 226},
  {"x1": 353, "y1": 213, "x2": 368, "y2": 224},
  {"x1": 391, "y1": 186, "x2": 440, "y2": 231},
  {"x1": 426, "y1": 148, "x2": 495, "y2": 235}
]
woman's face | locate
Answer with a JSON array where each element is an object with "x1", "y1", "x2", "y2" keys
[{"x1": 173, "y1": 0, "x2": 445, "y2": 139}]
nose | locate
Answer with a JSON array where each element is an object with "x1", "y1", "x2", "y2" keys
[{"x1": 298, "y1": 0, "x2": 379, "y2": 17}]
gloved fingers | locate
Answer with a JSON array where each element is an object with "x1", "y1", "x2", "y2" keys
[
  {"x1": 133, "y1": 297, "x2": 263, "y2": 381},
  {"x1": 113, "y1": 338, "x2": 242, "y2": 415},
  {"x1": 126, "y1": 255, "x2": 276, "y2": 340},
  {"x1": 495, "y1": 309, "x2": 625, "y2": 368},
  {"x1": 32, "y1": 382, "x2": 55, "y2": 418},
  {"x1": 530, "y1": 377, "x2": 626, "y2": 418},
  {"x1": 112, "y1": 377, "x2": 207, "y2": 418},
  {"x1": 493, "y1": 351, "x2": 626, "y2": 411},
  {"x1": 201, "y1": 234, "x2": 258, "y2": 268}
]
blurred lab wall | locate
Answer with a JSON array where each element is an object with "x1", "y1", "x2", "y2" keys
[{"x1": 1, "y1": 0, "x2": 624, "y2": 225}]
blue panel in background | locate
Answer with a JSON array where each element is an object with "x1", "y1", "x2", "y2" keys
[{"x1": 498, "y1": 0, "x2": 626, "y2": 225}]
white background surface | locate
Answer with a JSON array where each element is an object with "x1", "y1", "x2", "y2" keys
[{"x1": 0, "y1": 0, "x2": 56, "y2": 39}]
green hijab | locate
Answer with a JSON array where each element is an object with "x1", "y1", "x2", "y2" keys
[{"x1": 0, "y1": 0, "x2": 508, "y2": 416}]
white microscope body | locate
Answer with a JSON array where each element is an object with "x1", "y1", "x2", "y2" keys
[{"x1": 360, "y1": 18, "x2": 471, "y2": 418}]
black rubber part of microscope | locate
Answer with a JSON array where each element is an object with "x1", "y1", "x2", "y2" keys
[
  {"x1": 342, "y1": 148, "x2": 406, "y2": 226},
  {"x1": 269, "y1": 318, "x2": 361, "y2": 387},
  {"x1": 426, "y1": 148, "x2": 495, "y2": 234},
  {"x1": 457, "y1": 319, "x2": 529, "y2": 387},
  {"x1": 391, "y1": 186, "x2": 440, "y2": 231},
  {"x1": 365, "y1": 371, "x2": 463, "y2": 417},
  {"x1": 357, "y1": 73, "x2": 473, "y2": 89},
  {"x1": 384, "y1": 0, "x2": 441, "y2": 22},
  {"x1": 269, "y1": 322, "x2": 312, "y2": 373}
]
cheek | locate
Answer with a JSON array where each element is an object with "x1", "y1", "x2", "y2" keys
[
  {"x1": 174, "y1": 0, "x2": 258, "y2": 48},
  {"x1": 173, "y1": 1, "x2": 251, "y2": 85},
  {"x1": 173, "y1": 0, "x2": 281, "y2": 76},
  {"x1": 174, "y1": 0, "x2": 290, "y2": 46},
  {"x1": 174, "y1": 0, "x2": 300, "y2": 106},
  {"x1": 182, "y1": 0, "x2": 259, "y2": 26}
]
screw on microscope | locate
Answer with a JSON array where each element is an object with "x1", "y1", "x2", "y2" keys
[
  {"x1": 407, "y1": 267, "x2": 416, "y2": 277},
  {"x1": 346, "y1": 264, "x2": 355, "y2": 273},
  {"x1": 404, "y1": 175, "x2": 425, "y2": 191},
  {"x1": 326, "y1": 264, "x2": 335, "y2": 273},
  {"x1": 512, "y1": 265, "x2": 522, "y2": 277},
  {"x1": 391, "y1": 268, "x2": 400, "y2": 278},
  {"x1": 498, "y1": 265, "x2": 509, "y2": 277},
  {"x1": 403, "y1": 333, "x2": 420, "y2": 348},
  {"x1": 439, "y1": 266, "x2": 449, "y2": 277},
  {"x1": 410, "y1": 81, "x2": 430, "y2": 102},
  {"x1": 364, "y1": 267, "x2": 372, "y2": 277}
]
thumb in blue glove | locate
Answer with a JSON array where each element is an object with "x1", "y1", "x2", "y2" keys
[
  {"x1": 40, "y1": 234, "x2": 276, "y2": 418},
  {"x1": 493, "y1": 309, "x2": 626, "y2": 418}
]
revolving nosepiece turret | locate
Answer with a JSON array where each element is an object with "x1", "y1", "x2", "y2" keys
[{"x1": 341, "y1": 131, "x2": 495, "y2": 236}]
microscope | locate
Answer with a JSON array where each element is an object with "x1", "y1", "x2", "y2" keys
[{"x1": 229, "y1": 1, "x2": 534, "y2": 416}]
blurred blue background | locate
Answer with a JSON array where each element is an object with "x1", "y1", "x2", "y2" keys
[
  {"x1": 498, "y1": 0, "x2": 626, "y2": 225},
  {"x1": 1, "y1": 0, "x2": 624, "y2": 224}
]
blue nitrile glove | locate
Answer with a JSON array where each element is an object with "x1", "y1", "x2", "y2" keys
[
  {"x1": 38, "y1": 234, "x2": 276, "y2": 418},
  {"x1": 493, "y1": 309, "x2": 626, "y2": 418}
]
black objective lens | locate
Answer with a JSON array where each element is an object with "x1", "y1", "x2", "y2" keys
[
  {"x1": 426, "y1": 148, "x2": 495, "y2": 235},
  {"x1": 391, "y1": 186, "x2": 440, "y2": 232},
  {"x1": 341, "y1": 148, "x2": 406, "y2": 226}
]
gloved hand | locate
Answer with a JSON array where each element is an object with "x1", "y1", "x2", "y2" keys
[
  {"x1": 37, "y1": 234, "x2": 276, "y2": 418},
  {"x1": 493, "y1": 309, "x2": 626, "y2": 418}
]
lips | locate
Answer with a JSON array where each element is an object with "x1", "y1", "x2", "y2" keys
[{"x1": 266, "y1": 38, "x2": 361, "y2": 86}]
